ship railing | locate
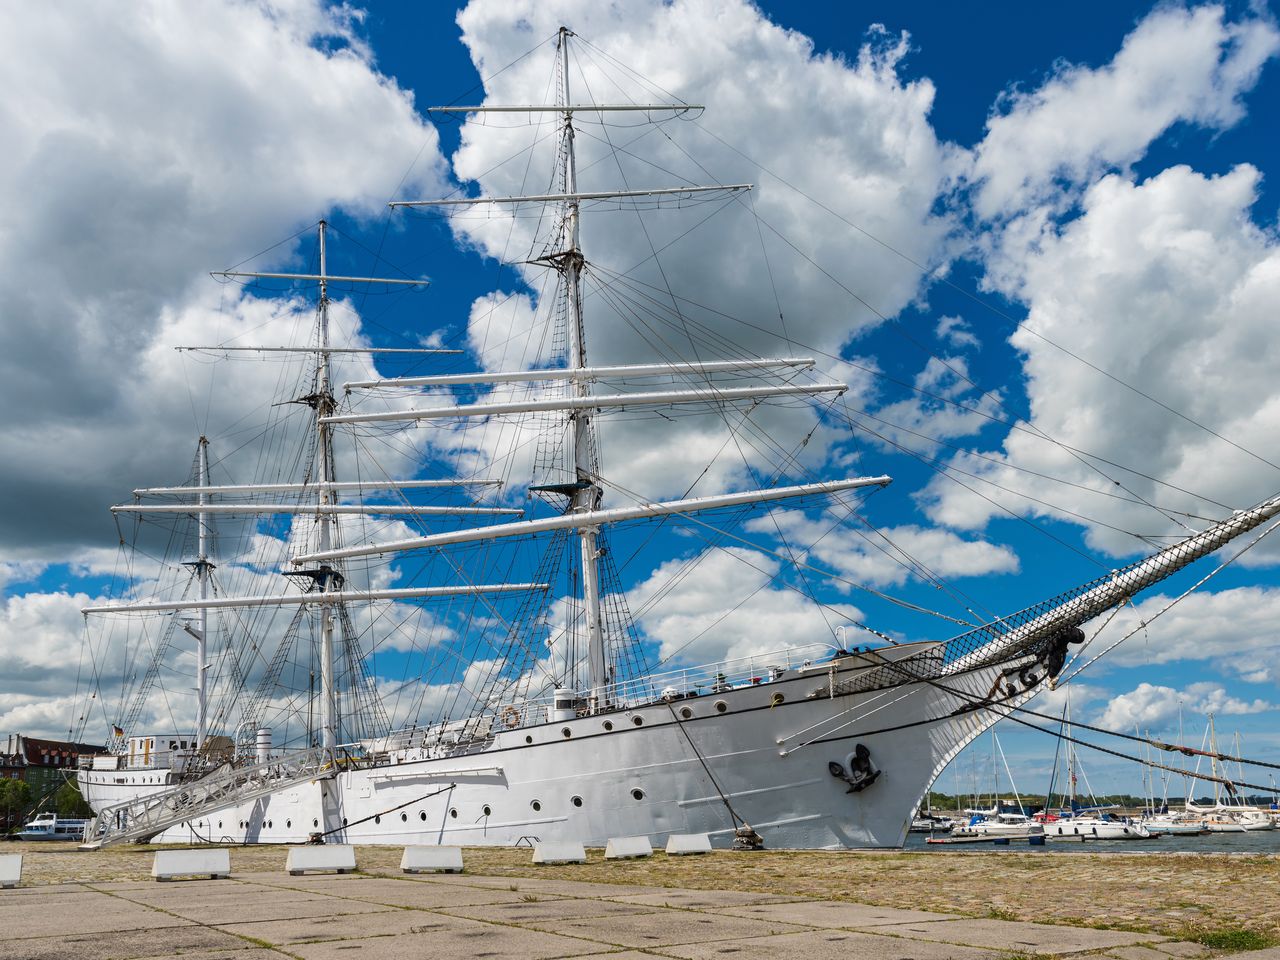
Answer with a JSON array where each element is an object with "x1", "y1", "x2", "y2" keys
[
  {"x1": 370, "y1": 643, "x2": 841, "y2": 748},
  {"x1": 604, "y1": 642, "x2": 837, "y2": 707},
  {"x1": 486, "y1": 642, "x2": 838, "y2": 730}
]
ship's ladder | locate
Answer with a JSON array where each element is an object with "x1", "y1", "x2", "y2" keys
[{"x1": 79, "y1": 746, "x2": 335, "y2": 850}]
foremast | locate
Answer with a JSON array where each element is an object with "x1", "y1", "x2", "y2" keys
[{"x1": 86, "y1": 224, "x2": 550, "y2": 762}]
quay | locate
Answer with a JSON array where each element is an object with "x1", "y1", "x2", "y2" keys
[{"x1": 2, "y1": 843, "x2": 1279, "y2": 959}]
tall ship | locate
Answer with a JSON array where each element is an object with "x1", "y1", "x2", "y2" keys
[{"x1": 76, "y1": 29, "x2": 1280, "y2": 850}]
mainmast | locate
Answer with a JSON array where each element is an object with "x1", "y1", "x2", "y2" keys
[
  {"x1": 315, "y1": 220, "x2": 339, "y2": 758},
  {"x1": 556, "y1": 27, "x2": 609, "y2": 710}
]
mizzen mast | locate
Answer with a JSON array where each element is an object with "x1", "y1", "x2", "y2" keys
[{"x1": 185, "y1": 436, "x2": 211, "y2": 751}]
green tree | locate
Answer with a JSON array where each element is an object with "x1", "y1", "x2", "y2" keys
[
  {"x1": 0, "y1": 779, "x2": 33, "y2": 832},
  {"x1": 55, "y1": 780, "x2": 93, "y2": 818}
]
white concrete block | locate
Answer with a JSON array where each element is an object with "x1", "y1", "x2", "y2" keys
[
  {"x1": 286, "y1": 844, "x2": 357, "y2": 876},
  {"x1": 400, "y1": 845, "x2": 463, "y2": 874},
  {"x1": 531, "y1": 840, "x2": 587, "y2": 864},
  {"x1": 151, "y1": 848, "x2": 231, "y2": 881},
  {"x1": 0, "y1": 854, "x2": 20, "y2": 889},
  {"x1": 665, "y1": 833, "x2": 712, "y2": 855},
  {"x1": 604, "y1": 835, "x2": 653, "y2": 860}
]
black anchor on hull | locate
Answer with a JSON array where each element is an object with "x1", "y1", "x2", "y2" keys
[{"x1": 829, "y1": 743, "x2": 880, "y2": 793}]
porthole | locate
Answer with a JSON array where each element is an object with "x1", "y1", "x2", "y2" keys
[
  {"x1": 374, "y1": 815, "x2": 381, "y2": 824},
  {"x1": 632, "y1": 716, "x2": 644, "y2": 726},
  {"x1": 342, "y1": 817, "x2": 348, "y2": 826},
  {"x1": 715, "y1": 700, "x2": 728, "y2": 713},
  {"x1": 525, "y1": 735, "x2": 533, "y2": 744},
  {"x1": 531, "y1": 800, "x2": 542, "y2": 812},
  {"x1": 631, "y1": 788, "x2": 645, "y2": 801},
  {"x1": 771, "y1": 693, "x2": 785, "y2": 706},
  {"x1": 482, "y1": 804, "x2": 492, "y2": 817},
  {"x1": 571, "y1": 795, "x2": 583, "y2": 808},
  {"x1": 286, "y1": 819, "x2": 292, "y2": 828},
  {"x1": 267, "y1": 820, "x2": 273, "y2": 828},
  {"x1": 602, "y1": 720, "x2": 614, "y2": 731},
  {"x1": 313, "y1": 819, "x2": 319, "y2": 828},
  {"x1": 562, "y1": 726, "x2": 572, "y2": 738},
  {"x1": 419, "y1": 811, "x2": 427, "y2": 821},
  {"x1": 449, "y1": 808, "x2": 458, "y2": 819},
  {"x1": 217, "y1": 821, "x2": 222, "y2": 829},
  {"x1": 679, "y1": 706, "x2": 693, "y2": 720},
  {"x1": 400, "y1": 812, "x2": 408, "y2": 822}
]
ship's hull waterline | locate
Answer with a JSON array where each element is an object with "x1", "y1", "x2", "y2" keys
[{"x1": 79, "y1": 655, "x2": 1009, "y2": 849}]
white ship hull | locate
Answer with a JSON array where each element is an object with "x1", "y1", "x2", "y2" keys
[{"x1": 80, "y1": 657, "x2": 1001, "y2": 849}]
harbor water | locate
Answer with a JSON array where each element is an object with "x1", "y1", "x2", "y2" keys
[{"x1": 905, "y1": 827, "x2": 1280, "y2": 854}]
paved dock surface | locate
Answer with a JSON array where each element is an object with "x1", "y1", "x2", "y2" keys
[{"x1": 5, "y1": 867, "x2": 1278, "y2": 960}]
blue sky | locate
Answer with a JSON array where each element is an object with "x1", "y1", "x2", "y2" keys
[{"x1": 1, "y1": 0, "x2": 1278, "y2": 799}]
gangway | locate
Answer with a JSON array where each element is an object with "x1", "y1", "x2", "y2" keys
[{"x1": 80, "y1": 746, "x2": 335, "y2": 849}]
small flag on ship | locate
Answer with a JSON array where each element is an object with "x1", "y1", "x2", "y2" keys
[{"x1": 111, "y1": 724, "x2": 124, "y2": 737}]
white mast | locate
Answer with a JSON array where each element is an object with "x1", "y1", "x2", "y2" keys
[
  {"x1": 195, "y1": 437, "x2": 210, "y2": 750},
  {"x1": 557, "y1": 27, "x2": 609, "y2": 710},
  {"x1": 316, "y1": 220, "x2": 338, "y2": 758},
  {"x1": 1066, "y1": 688, "x2": 1075, "y2": 811},
  {"x1": 1209, "y1": 712, "x2": 1219, "y2": 806}
]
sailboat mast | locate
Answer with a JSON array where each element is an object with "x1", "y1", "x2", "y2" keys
[
  {"x1": 557, "y1": 27, "x2": 609, "y2": 709},
  {"x1": 1209, "y1": 712, "x2": 1219, "y2": 806},
  {"x1": 316, "y1": 220, "x2": 338, "y2": 756},
  {"x1": 195, "y1": 436, "x2": 210, "y2": 750},
  {"x1": 1066, "y1": 689, "x2": 1075, "y2": 810}
]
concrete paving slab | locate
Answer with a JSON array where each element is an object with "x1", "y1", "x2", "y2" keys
[
  {"x1": 0, "y1": 902, "x2": 194, "y2": 938},
  {"x1": 0, "y1": 889, "x2": 117, "y2": 909},
  {"x1": 375, "y1": 871, "x2": 525, "y2": 887},
  {"x1": 0, "y1": 881, "x2": 94, "y2": 895},
  {"x1": 87, "y1": 880, "x2": 165, "y2": 891},
  {"x1": 233, "y1": 870, "x2": 356, "y2": 886},
  {"x1": 226, "y1": 905, "x2": 479, "y2": 945},
  {"x1": 522, "y1": 909, "x2": 813, "y2": 948},
  {"x1": 383, "y1": 871, "x2": 674, "y2": 899},
  {"x1": 109, "y1": 883, "x2": 321, "y2": 907},
  {"x1": 150, "y1": 951, "x2": 294, "y2": 960},
  {"x1": 440, "y1": 896, "x2": 669, "y2": 925},
  {"x1": 289, "y1": 917, "x2": 608, "y2": 960},
  {"x1": 878, "y1": 918, "x2": 1166, "y2": 955},
  {"x1": 165, "y1": 894, "x2": 396, "y2": 925},
  {"x1": 269, "y1": 876, "x2": 542, "y2": 908},
  {"x1": 0, "y1": 924, "x2": 245, "y2": 960},
  {"x1": 657, "y1": 928, "x2": 1005, "y2": 960},
  {"x1": 1151, "y1": 945, "x2": 1213, "y2": 958},
  {"x1": 1106, "y1": 947, "x2": 1199, "y2": 960},
  {"x1": 718, "y1": 899, "x2": 958, "y2": 928},
  {"x1": 426, "y1": 876, "x2": 671, "y2": 898},
  {"x1": 608, "y1": 888, "x2": 811, "y2": 909}
]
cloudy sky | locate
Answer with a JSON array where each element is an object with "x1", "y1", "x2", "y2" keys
[{"x1": 1, "y1": 0, "x2": 1278, "y2": 797}]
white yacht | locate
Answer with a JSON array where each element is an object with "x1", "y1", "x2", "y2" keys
[{"x1": 15, "y1": 812, "x2": 91, "y2": 842}]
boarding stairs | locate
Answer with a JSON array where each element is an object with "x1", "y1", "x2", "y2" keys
[{"x1": 80, "y1": 746, "x2": 334, "y2": 849}]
